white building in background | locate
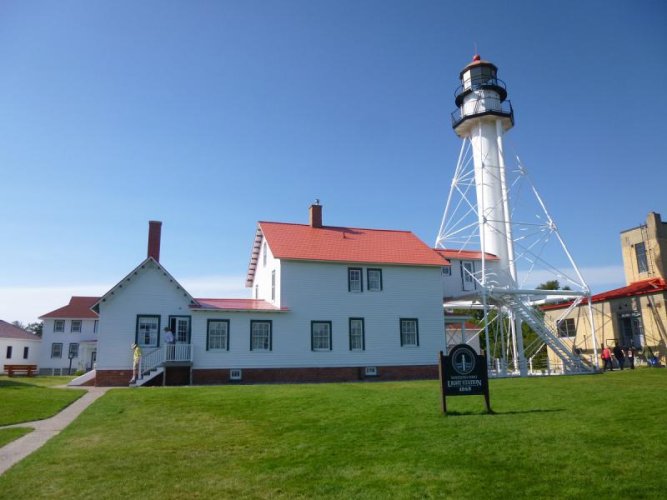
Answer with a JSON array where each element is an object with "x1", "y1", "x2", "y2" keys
[
  {"x1": 39, "y1": 297, "x2": 99, "y2": 375},
  {"x1": 0, "y1": 320, "x2": 41, "y2": 373}
]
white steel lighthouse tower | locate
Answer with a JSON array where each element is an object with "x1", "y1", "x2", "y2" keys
[{"x1": 436, "y1": 55, "x2": 599, "y2": 376}]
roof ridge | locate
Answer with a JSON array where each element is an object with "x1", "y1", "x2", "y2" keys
[{"x1": 258, "y1": 221, "x2": 414, "y2": 234}]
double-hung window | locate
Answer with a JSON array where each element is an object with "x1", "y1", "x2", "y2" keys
[
  {"x1": 207, "y1": 320, "x2": 230, "y2": 350},
  {"x1": 54, "y1": 320, "x2": 65, "y2": 333},
  {"x1": 51, "y1": 343, "x2": 63, "y2": 358},
  {"x1": 250, "y1": 320, "x2": 272, "y2": 351},
  {"x1": 271, "y1": 270, "x2": 276, "y2": 301},
  {"x1": 400, "y1": 318, "x2": 419, "y2": 347},
  {"x1": 556, "y1": 318, "x2": 576, "y2": 338},
  {"x1": 348, "y1": 268, "x2": 363, "y2": 292},
  {"x1": 349, "y1": 318, "x2": 365, "y2": 351},
  {"x1": 367, "y1": 269, "x2": 382, "y2": 291},
  {"x1": 311, "y1": 321, "x2": 332, "y2": 351},
  {"x1": 71, "y1": 320, "x2": 82, "y2": 333},
  {"x1": 136, "y1": 315, "x2": 160, "y2": 347}
]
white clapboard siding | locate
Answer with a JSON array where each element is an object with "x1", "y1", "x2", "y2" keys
[{"x1": 96, "y1": 260, "x2": 192, "y2": 370}]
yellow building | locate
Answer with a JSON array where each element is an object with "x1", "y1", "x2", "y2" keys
[{"x1": 543, "y1": 213, "x2": 667, "y2": 370}]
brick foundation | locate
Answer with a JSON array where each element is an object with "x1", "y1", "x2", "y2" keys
[
  {"x1": 95, "y1": 370, "x2": 134, "y2": 387},
  {"x1": 193, "y1": 365, "x2": 438, "y2": 385},
  {"x1": 96, "y1": 365, "x2": 438, "y2": 387}
]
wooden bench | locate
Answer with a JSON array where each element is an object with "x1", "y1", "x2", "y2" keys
[{"x1": 4, "y1": 364, "x2": 38, "y2": 377}]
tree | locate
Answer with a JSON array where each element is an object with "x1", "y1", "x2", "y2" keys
[
  {"x1": 537, "y1": 280, "x2": 571, "y2": 291},
  {"x1": 11, "y1": 320, "x2": 26, "y2": 329},
  {"x1": 25, "y1": 322, "x2": 43, "y2": 337}
]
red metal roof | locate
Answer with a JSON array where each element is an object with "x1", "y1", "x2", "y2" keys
[
  {"x1": 39, "y1": 296, "x2": 100, "y2": 319},
  {"x1": 541, "y1": 278, "x2": 667, "y2": 311},
  {"x1": 435, "y1": 248, "x2": 499, "y2": 261},
  {"x1": 259, "y1": 222, "x2": 448, "y2": 267},
  {"x1": 192, "y1": 298, "x2": 287, "y2": 312},
  {"x1": 0, "y1": 320, "x2": 41, "y2": 341}
]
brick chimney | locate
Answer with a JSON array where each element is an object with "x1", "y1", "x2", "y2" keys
[
  {"x1": 309, "y1": 201, "x2": 322, "y2": 228},
  {"x1": 147, "y1": 220, "x2": 162, "y2": 262}
]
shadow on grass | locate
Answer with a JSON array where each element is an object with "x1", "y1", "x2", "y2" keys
[
  {"x1": 444, "y1": 408, "x2": 564, "y2": 417},
  {"x1": 0, "y1": 379, "x2": 35, "y2": 389}
]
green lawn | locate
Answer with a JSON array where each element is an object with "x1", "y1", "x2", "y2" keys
[
  {"x1": 1, "y1": 370, "x2": 666, "y2": 499},
  {"x1": 0, "y1": 427, "x2": 32, "y2": 447},
  {"x1": 0, "y1": 376, "x2": 86, "y2": 426}
]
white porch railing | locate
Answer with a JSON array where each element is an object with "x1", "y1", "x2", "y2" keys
[{"x1": 139, "y1": 344, "x2": 192, "y2": 378}]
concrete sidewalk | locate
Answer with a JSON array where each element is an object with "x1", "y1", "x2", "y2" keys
[{"x1": 0, "y1": 386, "x2": 110, "y2": 475}]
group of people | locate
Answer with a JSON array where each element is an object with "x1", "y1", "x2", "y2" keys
[
  {"x1": 129, "y1": 326, "x2": 177, "y2": 384},
  {"x1": 600, "y1": 343, "x2": 635, "y2": 371}
]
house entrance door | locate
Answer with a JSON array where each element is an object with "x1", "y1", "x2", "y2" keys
[{"x1": 169, "y1": 317, "x2": 191, "y2": 344}]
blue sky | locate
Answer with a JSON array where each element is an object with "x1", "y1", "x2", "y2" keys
[{"x1": 1, "y1": 0, "x2": 666, "y2": 323}]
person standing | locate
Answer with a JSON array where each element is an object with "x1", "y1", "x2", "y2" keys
[
  {"x1": 164, "y1": 326, "x2": 175, "y2": 360},
  {"x1": 626, "y1": 346, "x2": 635, "y2": 369},
  {"x1": 130, "y1": 343, "x2": 142, "y2": 384},
  {"x1": 601, "y1": 345, "x2": 613, "y2": 371},
  {"x1": 613, "y1": 342, "x2": 625, "y2": 370}
]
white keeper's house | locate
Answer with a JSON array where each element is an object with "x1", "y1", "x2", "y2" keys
[
  {"x1": 1, "y1": 320, "x2": 41, "y2": 374},
  {"x1": 39, "y1": 297, "x2": 99, "y2": 375},
  {"x1": 40, "y1": 204, "x2": 488, "y2": 386}
]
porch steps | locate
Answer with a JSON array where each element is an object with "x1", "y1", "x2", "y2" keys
[{"x1": 130, "y1": 367, "x2": 164, "y2": 387}]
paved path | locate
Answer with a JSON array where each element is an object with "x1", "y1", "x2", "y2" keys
[{"x1": 0, "y1": 386, "x2": 110, "y2": 475}]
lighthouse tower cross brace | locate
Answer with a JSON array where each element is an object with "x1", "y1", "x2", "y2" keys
[{"x1": 436, "y1": 55, "x2": 599, "y2": 376}]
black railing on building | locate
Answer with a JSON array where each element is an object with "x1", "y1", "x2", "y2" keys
[
  {"x1": 454, "y1": 77, "x2": 508, "y2": 103},
  {"x1": 451, "y1": 100, "x2": 514, "y2": 130}
]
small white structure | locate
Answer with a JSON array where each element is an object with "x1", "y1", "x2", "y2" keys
[
  {"x1": 39, "y1": 297, "x2": 99, "y2": 375},
  {"x1": 0, "y1": 320, "x2": 41, "y2": 373}
]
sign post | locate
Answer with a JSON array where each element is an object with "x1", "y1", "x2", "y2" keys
[{"x1": 439, "y1": 344, "x2": 492, "y2": 414}]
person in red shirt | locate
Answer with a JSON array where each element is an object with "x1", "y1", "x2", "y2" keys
[{"x1": 601, "y1": 345, "x2": 613, "y2": 371}]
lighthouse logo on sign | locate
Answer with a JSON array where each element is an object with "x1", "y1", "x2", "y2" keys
[{"x1": 453, "y1": 346, "x2": 476, "y2": 375}]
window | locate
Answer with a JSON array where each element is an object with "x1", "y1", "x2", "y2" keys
[
  {"x1": 636, "y1": 242, "x2": 648, "y2": 274},
  {"x1": 468, "y1": 65, "x2": 495, "y2": 87},
  {"x1": 207, "y1": 320, "x2": 230, "y2": 351},
  {"x1": 349, "y1": 318, "x2": 365, "y2": 351},
  {"x1": 271, "y1": 270, "x2": 276, "y2": 301},
  {"x1": 400, "y1": 318, "x2": 419, "y2": 347},
  {"x1": 94, "y1": 320, "x2": 98, "y2": 333},
  {"x1": 255, "y1": 284, "x2": 258, "y2": 299},
  {"x1": 54, "y1": 320, "x2": 65, "y2": 333},
  {"x1": 263, "y1": 241, "x2": 267, "y2": 267},
  {"x1": 6, "y1": 346, "x2": 12, "y2": 359},
  {"x1": 71, "y1": 320, "x2": 82, "y2": 333},
  {"x1": 250, "y1": 320, "x2": 272, "y2": 351},
  {"x1": 69, "y1": 343, "x2": 79, "y2": 358},
  {"x1": 136, "y1": 315, "x2": 160, "y2": 347},
  {"x1": 367, "y1": 269, "x2": 382, "y2": 291},
  {"x1": 51, "y1": 343, "x2": 63, "y2": 358},
  {"x1": 23, "y1": 346, "x2": 29, "y2": 359},
  {"x1": 442, "y1": 266, "x2": 452, "y2": 276},
  {"x1": 348, "y1": 268, "x2": 363, "y2": 292},
  {"x1": 557, "y1": 318, "x2": 576, "y2": 338},
  {"x1": 311, "y1": 321, "x2": 332, "y2": 351},
  {"x1": 461, "y1": 261, "x2": 475, "y2": 291}
]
